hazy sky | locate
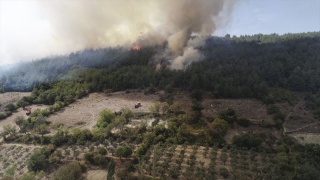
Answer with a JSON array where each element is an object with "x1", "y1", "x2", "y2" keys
[
  {"x1": 215, "y1": 0, "x2": 320, "y2": 36},
  {"x1": 0, "y1": 0, "x2": 319, "y2": 65}
]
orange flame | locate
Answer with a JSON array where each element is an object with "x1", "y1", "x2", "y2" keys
[{"x1": 134, "y1": 44, "x2": 141, "y2": 51}]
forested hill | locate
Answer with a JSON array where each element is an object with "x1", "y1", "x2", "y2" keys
[{"x1": 0, "y1": 32, "x2": 319, "y2": 100}]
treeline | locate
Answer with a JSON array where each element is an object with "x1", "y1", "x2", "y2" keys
[
  {"x1": 0, "y1": 47, "x2": 129, "y2": 91},
  {"x1": 1, "y1": 32, "x2": 320, "y2": 101}
]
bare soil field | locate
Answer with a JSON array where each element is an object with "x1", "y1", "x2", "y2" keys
[
  {"x1": 85, "y1": 170, "x2": 108, "y2": 180},
  {"x1": 0, "y1": 105, "x2": 49, "y2": 129},
  {"x1": 2, "y1": 91, "x2": 319, "y2": 146},
  {"x1": 202, "y1": 98, "x2": 274, "y2": 122},
  {"x1": 0, "y1": 92, "x2": 31, "y2": 112},
  {"x1": 46, "y1": 91, "x2": 159, "y2": 130},
  {"x1": 283, "y1": 100, "x2": 319, "y2": 133},
  {"x1": 291, "y1": 133, "x2": 320, "y2": 145}
]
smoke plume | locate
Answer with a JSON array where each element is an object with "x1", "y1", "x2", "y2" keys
[{"x1": 1, "y1": 0, "x2": 238, "y2": 68}]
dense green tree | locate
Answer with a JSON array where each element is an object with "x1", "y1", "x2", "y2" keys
[
  {"x1": 219, "y1": 167, "x2": 229, "y2": 179},
  {"x1": 34, "y1": 124, "x2": 49, "y2": 137},
  {"x1": 5, "y1": 103, "x2": 16, "y2": 111},
  {"x1": 98, "y1": 147, "x2": 107, "y2": 155},
  {"x1": 96, "y1": 109, "x2": 115, "y2": 128},
  {"x1": 207, "y1": 118, "x2": 229, "y2": 137},
  {"x1": 27, "y1": 150, "x2": 46, "y2": 172},
  {"x1": 237, "y1": 118, "x2": 251, "y2": 127},
  {"x1": 52, "y1": 162, "x2": 82, "y2": 180},
  {"x1": 107, "y1": 159, "x2": 115, "y2": 180},
  {"x1": 0, "y1": 124, "x2": 17, "y2": 141}
]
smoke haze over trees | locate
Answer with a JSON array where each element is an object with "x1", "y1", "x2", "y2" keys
[{"x1": 0, "y1": 32, "x2": 319, "y2": 101}]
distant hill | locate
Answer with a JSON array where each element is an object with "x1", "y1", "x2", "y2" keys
[{"x1": 0, "y1": 31, "x2": 319, "y2": 98}]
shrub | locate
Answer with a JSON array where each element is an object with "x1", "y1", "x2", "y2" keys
[
  {"x1": 232, "y1": 133, "x2": 262, "y2": 149},
  {"x1": 207, "y1": 118, "x2": 229, "y2": 137},
  {"x1": 219, "y1": 167, "x2": 229, "y2": 178},
  {"x1": 98, "y1": 147, "x2": 107, "y2": 155},
  {"x1": 115, "y1": 146, "x2": 133, "y2": 160},
  {"x1": 237, "y1": 118, "x2": 251, "y2": 127},
  {"x1": 27, "y1": 150, "x2": 46, "y2": 172},
  {"x1": 267, "y1": 104, "x2": 280, "y2": 115},
  {"x1": 5, "y1": 103, "x2": 16, "y2": 112},
  {"x1": 84, "y1": 152, "x2": 94, "y2": 163},
  {"x1": 219, "y1": 108, "x2": 237, "y2": 123},
  {"x1": 52, "y1": 162, "x2": 82, "y2": 180}
]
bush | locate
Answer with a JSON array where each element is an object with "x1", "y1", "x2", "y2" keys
[
  {"x1": 219, "y1": 167, "x2": 229, "y2": 178},
  {"x1": 267, "y1": 104, "x2": 280, "y2": 115},
  {"x1": 191, "y1": 89, "x2": 203, "y2": 101},
  {"x1": 207, "y1": 118, "x2": 229, "y2": 137},
  {"x1": 27, "y1": 150, "x2": 46, "y2": 172},
  {"x1": 84, "y1": 152, "x2": 94, "y2": 163},
  {"x1": 219, "y1": 108, "x2": 237, "y2": 123},
  {"x1": 98, "y1": 147, "x2": 107, "y2": 155},
  {"x1": 85, "y1": 152, "x2": 109, "y2": 166},
  {"x1": 115, "y1": 146, "x2": 133, "y2": 159},
  {"x1": 0, "y1": 112, "x2": 7, "y2": 120},
  {"x1": 237, "y1": 118, "x2": 251, "y2": 127},
  {"x1": 5, "y1": 103, "x2": 16, "y2": 112},
  {"x1": 261, "y1": 119, "x2": 274, "y2": 128},
  {"x1": 232, "y1": 133, "x2": 262, "y2": 149},
  {"x1": 52, "y1": 162, "x2": 83, "y2": 180}
]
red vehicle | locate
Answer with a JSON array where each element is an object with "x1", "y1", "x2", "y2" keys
[
  {"x1": 134, "y1": 102, "x2": 141, "y2": 108},
  {"x1": 26, "y1": 109, "x2": 31, "y2": 116}
]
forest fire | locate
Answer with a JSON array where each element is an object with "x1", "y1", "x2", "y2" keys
[{"x1": 134, "y1": 44, "x2": 141, "y2": 51}]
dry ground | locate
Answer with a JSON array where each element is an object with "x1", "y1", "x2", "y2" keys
[
  {"x1": 2, "y1": 91, "x2": 319, "y2": 145},
  {"x1": 0, "y1": 105, "x2": 49, "y2": 130},
  {"x1": 202, "y1": 98, "x2": 274, "y2": 122},
  {"x1": 46, "y1": 91, "x2": 159, "y2": 130},
  {"x1": 85, "y1": 170, "x2": 108, "y2": 180},
  {"x1": 0, "y1": 144, "x2": 39, "y2": 179},
  {"x1": 284, "y1": 100, "x2": 320, "y2": 133},
  {"x1": 291, "y1": 133, "x2": 320, "y2": 145},
  {"x1": 0, "y1": 92, "x2": 31, "y2": 112}
]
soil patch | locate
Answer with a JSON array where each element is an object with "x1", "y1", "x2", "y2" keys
[
  {"x1": 290, "y1": 133, "x2": 320, "y2": 145},
  {"x1": 0, "y1": 92, "x2": 31, "y2": 112},
  {"x1": 85, "y1": 170, "x2": 108, "y2": 180},
  {"x1": 202, "y1": 98, "x2": 273, "y2": 122},
  {"x1": 46, "y1": 91, "x2": 159, "y2": 130},
  {"x1": 0, "y1": 105, "x2": 49, "y2": 129}
]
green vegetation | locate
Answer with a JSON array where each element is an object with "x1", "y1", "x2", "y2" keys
[
  {"x1": 52, "y1": 162, "x2": 84, "y2": 180},
  {"x1": 107, "y1": 159, "x2": 115, "y2": 180},
  {"x1": 1, "y1": 32, "x2": 320, "y2": 179},
  {"x1": 27, "y1": 150, "x2": 46, "y2": 172},
  {"x1": 115, "y1": 146, "x2": 133, "y2": 160}
]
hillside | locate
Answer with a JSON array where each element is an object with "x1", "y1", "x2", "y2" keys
[{"x1": 1, "y1": 32, "x2": 320, "y2": 179}]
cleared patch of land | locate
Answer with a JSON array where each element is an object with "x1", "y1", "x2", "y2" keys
[
  {"x1": 202, "y1": 98, "x2": 273, "y2": 122},
  {"x1": 46, "y1": 91, "x2": 159, "y2": 130},
  {"x1": 291, "y1": 133, "x2": 320, "y2": 145},
  {"x1": 86, "y1": 170, "x2": 107, "y2": 180},
  {"x1": 283, "y1": 100, "x2": 319, "y2": 133},
  {"x1": 0, "y1": 105, "x2": 49, "y2": 129},
  {"x1": 0, "y1": 92, "x2": 31, "y2": 112}
]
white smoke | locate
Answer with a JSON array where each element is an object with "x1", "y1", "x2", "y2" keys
[
  {"x1": 170, "y1": 47, "x2": 204, "y2": 70},
  {"x1": 0, "y1": 0, "x2": 238, "y2": 67}
]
